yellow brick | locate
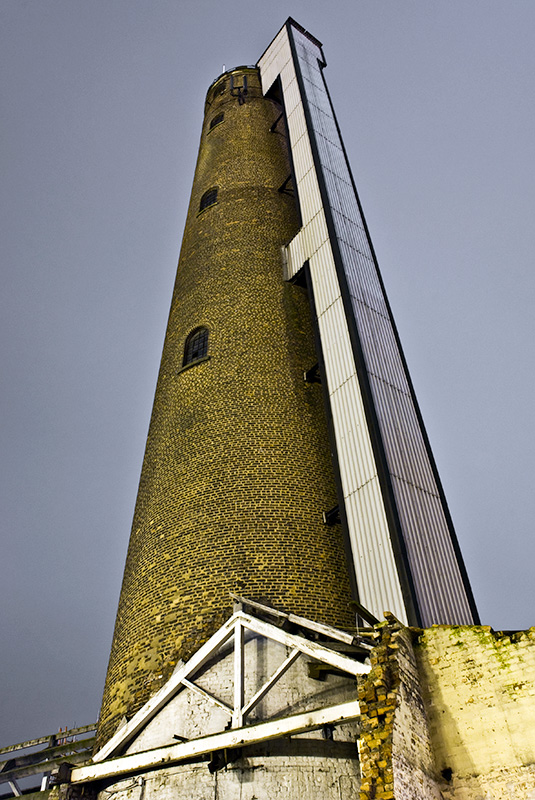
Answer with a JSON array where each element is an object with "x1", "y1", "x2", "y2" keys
[{"x1": 96, "y1": 68, "x2": 354, "y2": 747}]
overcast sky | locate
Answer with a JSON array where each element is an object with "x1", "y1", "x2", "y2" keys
[{"x1": 1, "y1": 1, "x2": 534, "y2": 748}]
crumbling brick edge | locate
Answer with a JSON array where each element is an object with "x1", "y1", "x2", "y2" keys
[{"x1": 358, "y1": 613, "x2": 405, "y2": 800}]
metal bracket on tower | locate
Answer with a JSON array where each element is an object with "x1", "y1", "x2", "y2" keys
[
  {"x1": 230, "y1": 74, "x2": 248, "y2": 104},
  {"x1": 303, "y1": 363, "x2": 321, "y2": 384},
  {"x1": 322, "y1": 505, "x2": 340, "y2": 526},
  {"x1": 270, "y1": 112, "x2": 284, "y2": 132},
  {"x1": 277, "y1": 174, "x2": 294, "y2": 195}
]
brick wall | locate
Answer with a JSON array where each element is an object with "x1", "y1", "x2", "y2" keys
[
  {"x1": 358, "y1": 616, "x2": 441, "y2": 800},
  {"x1": 416, "y1": 625, "x2": 535, "y2": 799},
  {"x1": 96, "y1": 68, "x2": 354, "y2": 747},
  {"x1": 358, "y1": 619, "x2": 535, "y2": 800}
]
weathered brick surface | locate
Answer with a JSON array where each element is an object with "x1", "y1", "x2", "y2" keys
[
  {"x1": 96, "y1": 69, "x2": 353, "y2": 747},
  {"x1": 358, "y1": 617, "x2": 443, "y2": 800},
  {"x1": 416, "y1": 625, "x2": 535, "y2": 799},
  {"x1": 390, "y1": 627, "x2": 442, "y2": 799},
  {"x1": 358, "y1": 617, "x2": 400, "y2": 800},
  {"x1": 360, "y1": 621, "x2": 535, "y2": 800}
]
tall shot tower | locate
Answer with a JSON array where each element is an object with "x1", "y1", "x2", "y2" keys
[
  {"x1": 83, "y1": 20, "x2": 478, "y2": 795},
  {"x1": 97, "y1": 48, "x2": 355, "y2": 750}
]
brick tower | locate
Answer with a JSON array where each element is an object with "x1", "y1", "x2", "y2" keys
[
  {"x1": 96, "y1": 60, "x2": 355, "y2": 749},
  {"x1": 78, "y1": 19, "x2": 478, "y2": 799}
]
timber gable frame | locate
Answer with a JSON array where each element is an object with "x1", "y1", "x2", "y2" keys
[{"x1": 72, "y1": 602, "x2": 370, "y2": 784}]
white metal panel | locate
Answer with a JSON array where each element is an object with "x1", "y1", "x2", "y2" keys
[
  {"x1": 286, "y1": 102, "x2": 307, "y2": 146},
  {"x1": 285, "y1": 229, "x2": 306, "y2": 280},
  {"x1": 259, "y1": 20, "x2": 475, "y2": 626},
  {"x1": 309, "y1": 240, "x2": 341, "y2": 316},
  {"x1": 301, "y1": 208, "x2": 329, "y2": 256},
  {"x1": 296, "y1": 168, "x2": 323, "y2": 224},
  {"x1": 279, "y1": 59, "x2": 296, "y2": 86},
  {"x1": 391, "y1": 477, "x2": 473, "y2": 624},
  {"x1": 308, "y1": 103, "x2": 341, "y2": 148},
  {"x1": 258, "y1": 22, "x2": 405, "y2": 623},
  {"x1": 336, "y1": 213, "x2": 371, "y2": 259},
  {"x1": 329, "y1": 374, "x2": 377, "y2": 492},
  {"x1": 345, "y1": 484, "x2": 408, "y2": 623},
  {"x1": 291, "y1": 133, "x2": 315, "y2": 186},
  {"x1": 282, "y1": 74, "x2": 301, "y2": 116},
  {"x1": 257, "y1": 27, "x2": 290, "y2": 94},
  {"x1": 357, "y1": 304, "x2": 410, "y2": 393},
  {"x1": 316, "y1": 297, "x2": 355, "y2": 394},
  {"x1": 339, "y1": 238, "x2": 388, "y2": 314},
  {"x1": 323, "y1": 139, "x2": 348, "y2": 180},
  {"x1": 301, "y1": 63, "x2": 325, "y2": 92}
]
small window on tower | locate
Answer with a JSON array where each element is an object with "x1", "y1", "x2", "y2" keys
[
  {"x1": 209, "y1": 112, "x2": 224, "y2": 130},
  {"x1": 199, "y1": 187, "x2": 218, "y2": 212},
  {"x1": 183, "y1": 327, "x2": 209, "y2": 367}
]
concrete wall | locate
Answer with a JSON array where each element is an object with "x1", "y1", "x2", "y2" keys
[{"x1": 96, "y1": 757, "x2": 360, "y2": 800}]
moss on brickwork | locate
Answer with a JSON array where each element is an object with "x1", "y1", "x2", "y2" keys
[
  {"x1": 415, "y1": 623, "x2": 535, "y2": 793},
  {"x1": 97, "y1": 69, "x2": 354, "y2": 747}
]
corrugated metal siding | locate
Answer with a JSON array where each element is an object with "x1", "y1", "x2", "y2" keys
[
  {"x1": 259, "y1": 27, "x2": 407, "y2": 624},
  {"x1": 258, "y1": 21, "x2": 474, "y2": 625}
]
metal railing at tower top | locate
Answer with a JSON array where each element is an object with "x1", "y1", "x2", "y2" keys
[
  {"x1": 207, "y1": 64, "x2": 258, "y2": 92},
  {"x1": 0, "y1": 724, "x2": 96, "y2": 798}
]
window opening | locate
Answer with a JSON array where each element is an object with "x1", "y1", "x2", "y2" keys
[
  {"x1": 199, "y1": 188, "x2": 218, "y2": 212},
  {"x1": 183, "y1": 327, "x2": 209, "y2": 367},
  {"x1": 209, "y1": 112, "x2": 224, "y2": 130}
]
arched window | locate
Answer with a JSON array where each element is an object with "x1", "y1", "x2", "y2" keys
[
  {"x1": 199, "y1": 187, "x2": 218, "y2": 212},
  {"x1": 183, "y1": 327, "x2": 209, "y2": 367},
  {"x1": 209, "y1": 112, "x2": 224, "y2": 130}
]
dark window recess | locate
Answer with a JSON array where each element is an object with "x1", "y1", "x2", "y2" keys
[
  {"x1": 209, "y1": 113, "x2": 224, "y2": 130},
  {"x1": 183, "y1": 327, "x2": 209, "y2": 367},
  {"x1": 199, "y1": 188, "x2": 218, "y2": 212}
]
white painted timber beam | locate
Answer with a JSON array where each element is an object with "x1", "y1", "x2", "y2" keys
[
  {"x1": 71, "y1": 700, "x2": 361, "y2": 784},
  {"x1": 237, "y1": 612, "x2": 370, "y2": 676},
  {"x1": 94, "y1": 610, "x2": 370, "y2": 763},
  {"x1": 232, "y1": 622, "x2": 244, "y2": 727},
  {"x1": 93, "y1": 616, "x2": 237, "y2": 762},
  {"x1": 241, "y1": 648, "x2": 300, "y2": 719},
  {"x1": 230, "y1": 594, "x2": 356, "y2": 645}
]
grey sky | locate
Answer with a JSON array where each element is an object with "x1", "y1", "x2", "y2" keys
[{"x1": 1, "y1": 1, "x2": 534, "y2": 748}]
